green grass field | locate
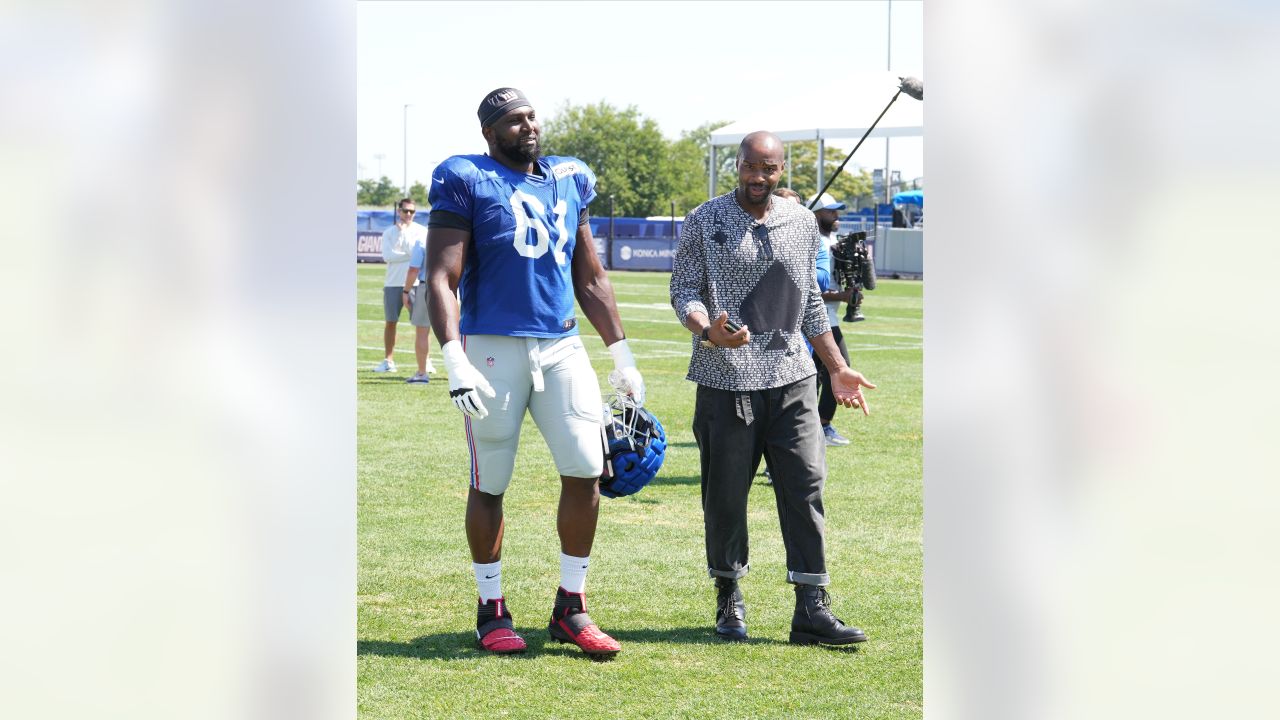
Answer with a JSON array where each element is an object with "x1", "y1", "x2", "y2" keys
[{"x1": 357, "y1": 265, "x2": 922, "y2": 719}]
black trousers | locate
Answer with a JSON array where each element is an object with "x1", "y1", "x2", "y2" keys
[
  {"x1": 692, "y1": 377, "x2": 830, "y2": 586},
  {"x1": 813, "y1": 325, "x2": 850, "y2": 424}
]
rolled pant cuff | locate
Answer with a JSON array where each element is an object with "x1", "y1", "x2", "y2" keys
[
  {"x1": 787, "y1": 570, "x2": 830, "y2": 586},
  {"x1": 708, "y1": 566, "x2": 749, "y2": 580}
]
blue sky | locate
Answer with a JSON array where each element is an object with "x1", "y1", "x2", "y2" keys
[{"x1": 358, "y1": 1, "x2": 924, "y2": 189}]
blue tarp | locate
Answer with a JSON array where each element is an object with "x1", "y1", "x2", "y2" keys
[
  {"x1": 892, "y1": 190, "x2": 923, "y2": 207},
  {"x1": 842, "y1": 204, "x2": 895, "y2": 219},
  {"x1": 356, "y1": 210, "x2": 398, "y2": 232}
]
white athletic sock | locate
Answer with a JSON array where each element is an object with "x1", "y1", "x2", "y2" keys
[
  {"x1": 559, "y1": 553, "x2": 589, "y2": 594},
  {"x1": 474, "y1": 561, "x2": 502, "y2": 602}
]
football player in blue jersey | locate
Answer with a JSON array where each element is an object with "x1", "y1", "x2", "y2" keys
[{"x1": 424, "y1": 88, "x2": 643, "y2": 658}]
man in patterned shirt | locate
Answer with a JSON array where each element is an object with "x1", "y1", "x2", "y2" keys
[{"x1": 670, "y1": 131, "x2": 876, "y2": 646}]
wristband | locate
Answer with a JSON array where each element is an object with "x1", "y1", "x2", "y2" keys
[{"x1": 607, "y1": 338, "x2": 636, "y2": 368}]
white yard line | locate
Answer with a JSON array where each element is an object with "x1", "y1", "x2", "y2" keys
[
  {"x1": 356, "y1": 319, "x2": 920, "y2": 345},
  {"x1": 356, "y1": 345, "x2": 689, "y2": 360},
  {"x1": 355, "y1": 316, "x2": 679, "y2": 326},
  {"x1": 843, "y1": 331, "x2": 923, "y2": 339},
  {"x1": 615, "y1": 302, "x2": 675, "y2": 310},
  {"x1": 360, "y1": 342, "x2": 916, "y2": 356}
]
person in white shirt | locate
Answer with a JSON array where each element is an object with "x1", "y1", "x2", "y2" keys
[{"x1": 375, "y1": 198, "x2": 428, "y2": 373}]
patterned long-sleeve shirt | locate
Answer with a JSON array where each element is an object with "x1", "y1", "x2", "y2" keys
[{"x1": 670, "y1": 191, "x2": 831, "y2": 391}]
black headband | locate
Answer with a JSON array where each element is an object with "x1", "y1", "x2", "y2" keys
[{"x1": 477, "y1": 87, "x2": 531, "y2": 127}]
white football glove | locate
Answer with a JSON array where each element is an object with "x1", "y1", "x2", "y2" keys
[
  {"x1": 607, "y1": 338, "x2": 646, "y2": 406},
  {"x1": 441, "y1": 340, "x2": 496, "y2": 419}
]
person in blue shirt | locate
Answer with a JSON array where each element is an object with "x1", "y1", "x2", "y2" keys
[
  {"x1": 401, "y1": 239, "x2": 436, "y2": 383},
  {"x1": 808, "y1": 193, "x2": 858, "y2": 447},
  {"x1": 424, "y1": 88, "x2": 644, "y2": 658}
]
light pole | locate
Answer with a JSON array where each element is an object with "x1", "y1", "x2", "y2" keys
[
  {"x1": 787, "y1": 143, "x2": 792, "y2": 189},
  {"x1": 374, "y1": 153, "x2": 385, "y2": 179},
  {"x1": 884, "y1": 0, "x2": 893, "y2": 207},
  {"x1": 403, "y1": 104, "x2": 411, "y2": 197}
]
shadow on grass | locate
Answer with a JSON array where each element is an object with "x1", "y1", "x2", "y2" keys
[
  {"x1": 653, "y1": 475, "x2": 700, "y2": 487},
  {"x1": 605, "y1": 627, "x2": 788, "y2": 647},
  {"x1": 358, "y1": 633, "x2": 483, "y2": 662},
  {"x1": 357, "y1": 376, "x2": 433, "y2": 386},
  {"x1": 612, "y1": 475, "x2": 700, "y2": 503},
  {"x1": 358, "y1": 625, "x2": 797, "y2": 662}
]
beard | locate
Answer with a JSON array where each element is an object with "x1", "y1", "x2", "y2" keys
[
  {"x1": 737, "y1": 182, "x2": 773, "y2": 208},
  {"x1": 495, "y1": 134, "x2": 540, "y2": 165},
  {"x1": 817, "y1": 216, "x2": 838, "y2": 235}
]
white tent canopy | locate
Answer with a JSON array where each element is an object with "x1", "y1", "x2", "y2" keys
[{"x1": 706, "y1": 72, "x2": 924, "y2": 199}]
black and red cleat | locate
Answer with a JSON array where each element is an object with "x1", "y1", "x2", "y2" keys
[
  {"x1": 547, "y1": 587, "x2": 620, "y2": 658},
  {"x1": 476, "y1": 597, "x2": 527, "y2": 654}
]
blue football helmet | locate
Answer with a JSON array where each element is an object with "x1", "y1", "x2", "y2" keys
[{"x1": 599, "y1": 392, "x2": 666, "y2": 498}]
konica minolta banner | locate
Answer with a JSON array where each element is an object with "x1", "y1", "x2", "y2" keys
[{"x1": 610, "y1": 239, "x2": 677, "y2": 271}]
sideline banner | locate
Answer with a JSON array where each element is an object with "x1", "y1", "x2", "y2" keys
[
  {"x1": 357, "y1": 231, "x2": 382, "y2": 263},
  {"x1": 610, "y1": 238, "x2": 676, "y2": 271},
  {"x1": 358, "y1": 231, "x2": 617, "y2": 269}
]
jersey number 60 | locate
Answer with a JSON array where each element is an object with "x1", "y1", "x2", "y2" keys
[{"x1": 510, "y1": 190, "x2": 569, "y2": 266}]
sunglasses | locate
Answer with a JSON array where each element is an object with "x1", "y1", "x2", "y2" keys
[
  {"x1": 399, "y1": 208, "x2": 416, "y2": 214},
  {"x1": 752, "y1": 224, "x2": 773, "y2": 261}
]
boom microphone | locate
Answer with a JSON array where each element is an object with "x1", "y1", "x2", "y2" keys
[
  {"x1": 898, "y1": 76, "x2": 924, "y2": 101},
  {"x1": 807, "y1": 76, "x2": 925, "y2": 210}
]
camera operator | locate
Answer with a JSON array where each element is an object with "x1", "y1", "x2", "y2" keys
[{"x1": 808, "y1": 193, "x2": 855, "y2": 447}]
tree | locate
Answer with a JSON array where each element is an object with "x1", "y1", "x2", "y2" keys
[
  {"x1": 407, "y1": 181, "x2": 429, "y2": 208},
  {"x1": 776, "y1": 142, "x2": 875, "y2": 209},
  {"x1": 668, "y1": 120, "x2": 737, "y2": 214},
  {"x1": 357, "y1": 176, "x2": 399, "y2": 207},
  {"x1": 668, "y1": 129, "x2": 876, "y2": 213},
  {"x1": 540, "y1": 101, "x2": 681, "y2": 218}
]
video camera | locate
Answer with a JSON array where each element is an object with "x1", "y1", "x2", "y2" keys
[{"x1": 830, "y1": 231, "x2": 877, "y2": 322}]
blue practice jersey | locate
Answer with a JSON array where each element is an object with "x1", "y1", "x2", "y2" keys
[
  {"x1": 409, "y1": 241, "x2": 427, "y2": 279},
  {"x1": 816, "y1": 240, "x2": 832, "y2": 291},
  {"x1": 429, "y1": 154, "x2": 596, "y2": 338}
]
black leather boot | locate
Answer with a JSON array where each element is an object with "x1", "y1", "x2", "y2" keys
[
  {"x1": 714, "y1": 577, "x2": 747, "y2": 641},
  {"x1": 790, "y1": 584, "x2": 867, "y2": 646}
]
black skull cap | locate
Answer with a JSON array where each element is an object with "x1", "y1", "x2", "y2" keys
[{"x1": 477, "y1": 87, "x2": 531, "y2": 127}]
